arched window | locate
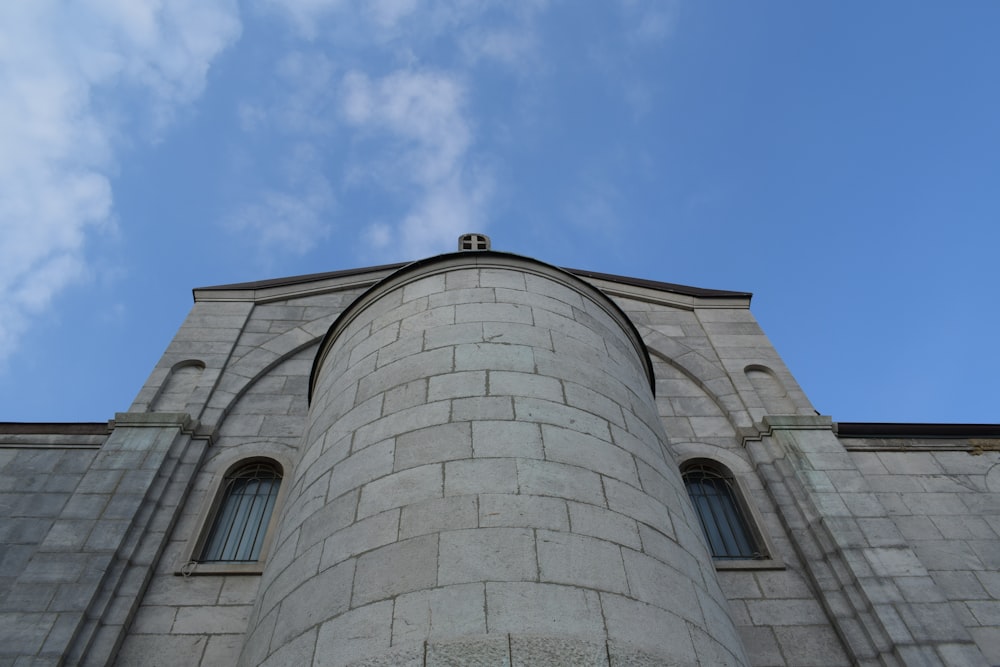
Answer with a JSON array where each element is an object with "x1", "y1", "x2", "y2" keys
[
  {"x1": 682, "y1": 461, "x2": 765, "y2": 560},
  {"x1": 200, "y1": 461, "x2": 283, "y2": 562}
]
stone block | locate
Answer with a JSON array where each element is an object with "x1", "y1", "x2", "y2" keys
[
  {"x1": 746, "y1": 597, "x2": 831, "y2": 628},
  {"x1": 400, "y1": 495, "x2": 479, "y2": 539},
  {"x1": 320, "y1": 510, "x2": 400, "y2": 570},
  {"x1": 487, "y1": 583, "x2": 604, "y2": 638},
  {"x1": 353, "y1": 535, "x2": 438, "y2": 606},
  {"x1": 272, "y1": 560, "x2": 354, "y2": 647},
  {"x1": 141, "y1": 573, "x2": 222, "y2": 607},
  {"x1": 968, "y1": 626, "x2": 1000, "y2": 665},
  {"x1": 488, "y1": 371, "x2": 563, "y2": 403},
  {"x1": 567, "y1": 502, "x2": 641, "y2": 549},
  {"x1": 259, "y1": 542, "x2": 323, "y2": 619},
  {"x1": 542, "y1": 426, "x2": 637, "y2": 486},
  {"x1": 219, "y1": 576, "x2": 262, "y2": 606},
  {"x1": 428, "y1": 287, "x2": 497, "y2": 309},
  {"x1": 39, "y1": 520, "x2": 94, "y2": 551},
  {"x1": 483, "y1": 321, "x2": 553, "y2": 349},
  {"x1": 402, "y1": 274, "x2": 445, "y2": 302},
  {"x1": 0, "y1": 613, "x2": 55, "y2": 655},
  {"x1": 114, "y1": 633, "x2": 210, "y2": 667},
  {"x1": 314, "y1": 601, "x2": 393, "y2": 667},
  {"x1": 455, "y1": 302, "x2": 533, "y2": 325},
  {"x1": 737, "y1": 626, "x2": 782, "y2": 666},
  {"x1": 445, "y1": 459, "x2": 517, "y2": 496},
  {"x1": 472, "y1": 421, "x2": 543, "y2": 459},
  {"x1": 480, "y1": 494, "x2": 569, "y2": 531},
  {"x1": 299, "y1": 490, "x2": 359, "y2": 555},
  {"x1": 375, "y1": 334, "x2": 425, "y2": 369},
  {"x1": 18, "y1": 553, "x2": 88, "y2": 584},
  {"x1": 423, "y1": 322, "x2": 484, "y2": 350},
  {"x1": 753, "y1": 570, "x2": 813, "y2": 599},
  {"x1": 428, "y1": 371, "x2": 487, "y2": 402},
  {"x1": 622, "y1": 550, "x2": 700, "y2": 622},
  {"x1": 354, "y1": 403, "x2": 451, "y2": 452},
  {"x1": 396, "y1": 423, "x2": 472, "y2": 471},
  {"x1": 172, "y1": 604, "x2": 251, "y2": 635},
  {"x1": 358, "y1": 464, "x2": 443, "y2": 519},
  {"x1": 393, "y1": 583, "x2": 487, "y2": 644},
  {"x1": 503, "y1": 286, "x2": 587, "y2": 319},
  {"x1": 455, "y1": 343, "x2": 535, "y2": 373},
  {"x1": 772, "y1": 625, "x2": 851, "y2": 666},
  {"x1": 516, "y1": 459, "x2": 605, "y2": 506},
  {"x1": 537, "y1": 530, "x2": 628, "y2": 594},
  {"x1": 478, "y1": 268, "x2": 524, "y2": 290},
  {"x1": 510, "y1": 635, "x2": 609, "y2": 666},
  {"x1": 532, "y1": 310, "x2": 600, "y2": 347},
  {"x1": 451, "y1": 396, "x2": 514, "y2": 421},
  {"x1": 564, "y1": 382, "x2": 626, "y2": 428},
  {"x1": 359, "y1": 348, "x2": 454, "y2": 401},
  {"x1": 439, "y1": 528, "x2": 536, "y2": 585},
  {"x1": 603, "y1": 479, "x2": 671, "y2": 535},
  {"x1": 516, "y1": 397, "x2": 611, "y2": 440},
  {"x1": 444, "y1": 268, "x2": 481, "y2": 290},
  {"x1": 202, "y1": 634, "x2": 244, "y2": 667},
  {"x1": 426, "y1": 635, "x2": 510, "y2": 666},
  {"x1": 864, "y1": 546, "x2": 929, "y2": 577},
  {"x1": 260, "y1": 627, "x2": 319, "y2": 667},
  {"x1": 600, "y1": 593, "x2": 694, "y2": 663}
]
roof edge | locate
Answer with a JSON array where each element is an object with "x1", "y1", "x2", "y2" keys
[
  {"x1": 194, "y1": 262, "x2": 751, "y2": 300},
  {"x1": 836, "y1": 422, "x2": 1000, "y2": 438},
  {"x1": 0, "y1": 422, "x2": 112, "y2": 435}
]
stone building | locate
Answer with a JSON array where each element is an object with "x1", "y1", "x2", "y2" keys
[{"x1": 2, "y1": 236, "x2": 999, "y2": 666}]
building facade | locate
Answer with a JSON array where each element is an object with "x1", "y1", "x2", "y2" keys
[{"x1": 2, "y1": 240, "x2": 999, "y2": 666}]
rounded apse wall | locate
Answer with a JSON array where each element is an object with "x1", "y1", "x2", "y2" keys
[{"x1": 240, "y1": 252, "x2": 748, "y2": 667}]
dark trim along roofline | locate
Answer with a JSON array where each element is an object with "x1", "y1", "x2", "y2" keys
[
  {"x1": 836, "y1": 422, "x2": 1000, "y2": 438},
  {"x1": 194, "y1": 262, "x2": 752, "y2": 300},
  {"x1": 0, "y1": 422, "x2": 112, "y2": 435}
]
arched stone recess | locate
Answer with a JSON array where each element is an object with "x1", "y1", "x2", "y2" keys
[
  {"x1": 151, "y1": 359, "x2": 205, "y2": 413},
  {"x1": 744, "y1": 364, "x2": 796, "y2": 420},
  {"x1": 203, "y1": 315, "x2": 335, "y2": 427},
  {"x1": 638, "y1": 324, "x2": 752, "y2": 444},
  {"x1": 212, "y1": 345, "x2": 317, "y2": 451}
]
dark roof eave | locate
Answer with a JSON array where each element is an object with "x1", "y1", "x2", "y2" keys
[
  {"x1": 0, "y1": 422, "x2": 112, "y2": 435},
  {"x1": 837, "y1": 422, "x2": 1000, "y2": 439},
  {"x1": 194, "y1": 261, "x2": 751, "y2": 301}
]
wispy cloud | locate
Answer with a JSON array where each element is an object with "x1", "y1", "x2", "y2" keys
[
  {"x1": 0, "y1": 2, "x2": 241, "y2": 363},
  {"x1": 225, "y1": 143, "x2": 335, "y2": 257},
  {"x1": 342, "y1": 67, "x2": 491, "y2": 257},
  {"x1": 620, "y1": 0, "x2": 677, "y2": 46}
]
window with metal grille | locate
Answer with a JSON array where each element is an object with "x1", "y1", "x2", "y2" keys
[
  {"x1": 200, "y1": 461, "x2": 282, "y2": 562},
  {"x1": 682, "y1": 461, "x2": 764, "y2": 560}
]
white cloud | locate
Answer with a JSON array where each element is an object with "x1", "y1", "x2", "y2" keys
[
  {"x1": 342, "y1": 69, "x2": 470, "y2": 185},
  {"x1": 0, "y1": 1, "x2": 241, "y2": 363},
  {"x1": 341, "y1": 67, "x2": 492, "y2": 258}
]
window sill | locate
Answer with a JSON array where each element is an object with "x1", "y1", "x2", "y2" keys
[
  {"x1": 714, "y1": 557, "x2": 785, "y2": 571},
  {"x1": 175, "y1": 561, "x2": 264, "y2": 576}
]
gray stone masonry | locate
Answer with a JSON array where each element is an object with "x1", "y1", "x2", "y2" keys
[
  {"x1": 239, "y1": 256, "x2": 749, "y2": 666},
  {"x1": 7, "y1": 252, "x2": 997, "y2": 666},
  {"x1": 0, "y1": 414, "x2": 204, "y2": 666}
]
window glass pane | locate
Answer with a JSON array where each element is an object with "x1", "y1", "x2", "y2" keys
[
  {"x1": 683, "y1": 463, "x2": 761, "y2": 560},
  {"x1": 201, "y1": 462, "x2": 282, "y2": 562}
]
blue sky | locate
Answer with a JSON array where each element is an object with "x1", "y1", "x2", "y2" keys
[{"x1": 1, "y1": 1, "x2": 997, "y2": 424}]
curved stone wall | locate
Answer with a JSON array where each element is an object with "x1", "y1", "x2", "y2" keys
[{"x1": 240, "y1": 253, "x2": 748, "y2": 666}]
